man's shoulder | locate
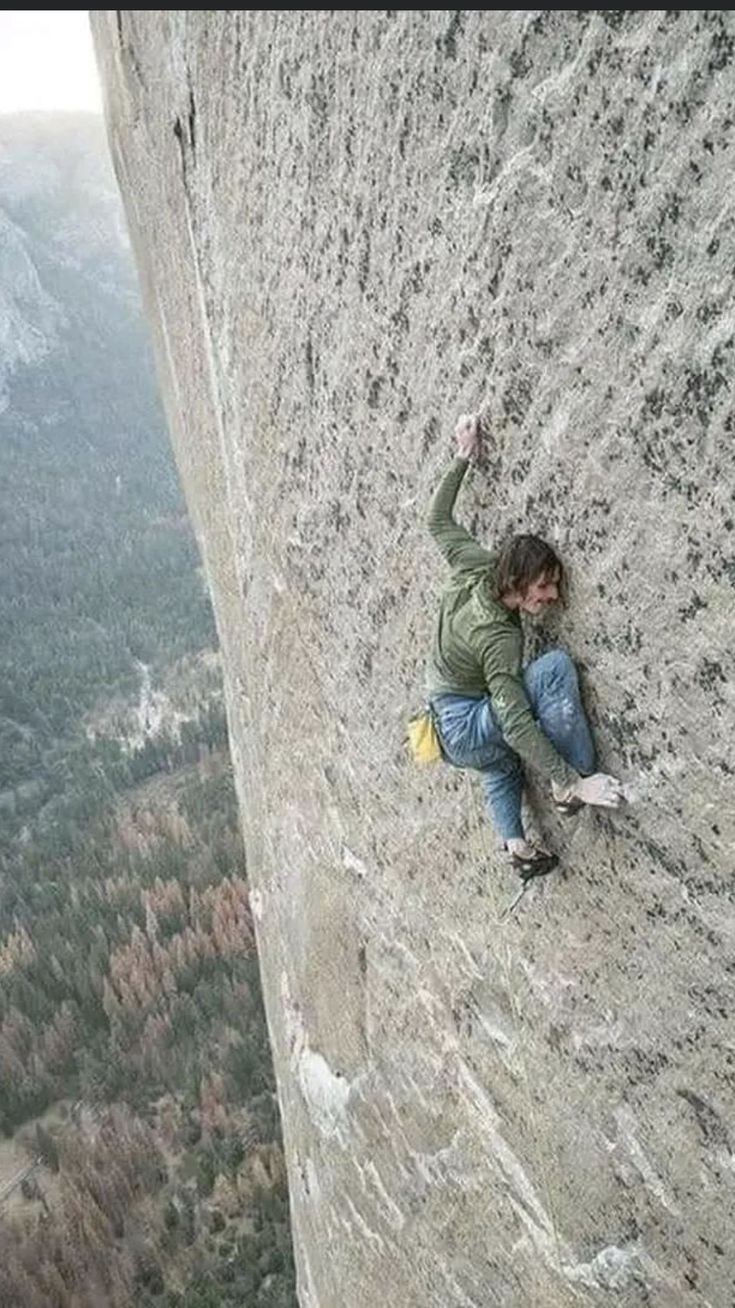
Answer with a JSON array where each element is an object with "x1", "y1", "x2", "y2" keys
[
  {"x1": 470, "y1": 580, "x2": 514, "y2": 625},
  {"x1": 454, "y1": 580, "x2": 518, "y2": 641}
]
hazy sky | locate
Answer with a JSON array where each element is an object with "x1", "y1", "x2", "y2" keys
[{"x1": 0, "y1": 11, "x2": 102, "y2": 113}]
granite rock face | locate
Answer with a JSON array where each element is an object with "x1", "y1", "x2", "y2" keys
[{"x1": 92, "y1": 12, "x2": 735, "y2": 1306}]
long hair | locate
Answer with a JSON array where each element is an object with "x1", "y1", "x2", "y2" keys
[{"x1": 493, "y1": 534, "x2": 563, "y2": 599}]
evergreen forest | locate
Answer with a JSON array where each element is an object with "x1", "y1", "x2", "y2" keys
[{"x1": 0, "y1": 113, "x2": 296, "y2": 1308}]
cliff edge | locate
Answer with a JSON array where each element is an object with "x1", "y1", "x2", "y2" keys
[{"x1": 92, "y1": 12, "x2": 735, "y2": 1306}]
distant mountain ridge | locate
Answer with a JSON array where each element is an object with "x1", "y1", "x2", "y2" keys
[
  {"x1": 0, "y1": 112, "x2": 217, "y2": 819},
  {"x1": 0, "y1": 113, "x2": 135, "y2": 403},
  {"x1": 0, "y1": 112, "x2": 158, "y2": 458},
  {"x1": 0, "y1": 204, "x2": 62, "y2": 391}
]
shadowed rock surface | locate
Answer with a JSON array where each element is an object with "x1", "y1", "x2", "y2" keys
[{"x1": 92, "y1": 12, "x2": 735, "y2": 1306}]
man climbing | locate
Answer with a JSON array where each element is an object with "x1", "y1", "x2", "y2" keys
[{"x1": 427, "y1": 413, "x2": 622, "y2": 880}]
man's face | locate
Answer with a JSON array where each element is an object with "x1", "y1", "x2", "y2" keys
[{"x1": 519, "y1": 571, "x2": 560, "y2": 616}]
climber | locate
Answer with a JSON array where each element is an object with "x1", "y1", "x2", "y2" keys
[{"x1": 426, "y1": 412, "x2": 622, "y2": 880}]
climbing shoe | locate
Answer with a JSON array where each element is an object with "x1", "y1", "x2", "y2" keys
[
  {"x1": 553, "y1": 795, "x2": 584, "y2": 817},
  {"x1": 507, "y1": 842, "x2": 558, "y2": 881}
]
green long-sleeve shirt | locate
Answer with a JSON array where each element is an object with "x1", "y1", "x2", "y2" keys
[{"x1": 426, "y1": 457, "x2": 577, "y2": 787}]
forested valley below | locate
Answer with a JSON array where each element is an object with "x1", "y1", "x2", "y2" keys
[{"x1": 0, "y1": 113, "x2": 296, "y2": 1308}]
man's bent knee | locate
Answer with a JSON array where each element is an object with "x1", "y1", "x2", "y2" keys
[{"x1": 532, "y1": 648, "x2": 577, "y2": 682}]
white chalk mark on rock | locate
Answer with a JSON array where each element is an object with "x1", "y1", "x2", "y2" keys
[
  {"x1": 342, "y1": 845, "x2": 368, "y2": 878},
  {"x1": 298, "y1": 1050, "x2": 351, "y2": 1138},
  {"x1": 615, "y1": 1107, "x2": 681, "y2": 1217}
]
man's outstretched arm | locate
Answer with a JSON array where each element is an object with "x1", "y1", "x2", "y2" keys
[{"x1": 427, "y1": 414, "x2": 494, "y2": 573}]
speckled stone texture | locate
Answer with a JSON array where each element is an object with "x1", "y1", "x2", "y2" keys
[{"x1": 92, "y1": 11, "x2": 735, "y2": 1306}]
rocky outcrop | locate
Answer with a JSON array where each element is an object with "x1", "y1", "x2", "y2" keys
[
  {"x1": 0, "y1": 206, "x2": 61, "y2": 400},
  {"x1": 0, "y1": 114, "x2": 136, "y2": 402},
  {"x1": 92, "y1": 12, "x2": 735, "y2": 1306},
  {"x1": 0, "y1": 112, "x2": 160, "y2": 440}
]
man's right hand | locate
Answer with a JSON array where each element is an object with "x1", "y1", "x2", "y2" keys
[
  {"x1": 455, "y1": 413, "x2": 481, "y2": 460},
  {"x1": 572, "y1": 773, "x2": 623, "y2": 808}
]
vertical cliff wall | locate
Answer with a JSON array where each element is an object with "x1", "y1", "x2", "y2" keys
[{"x1": 91, "y1": 12, "x2": 735, "y2": 1306}]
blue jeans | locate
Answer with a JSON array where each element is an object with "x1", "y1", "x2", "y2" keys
[{"x1": 431, "y1": 649, "x2": 595, "y2": 842}]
